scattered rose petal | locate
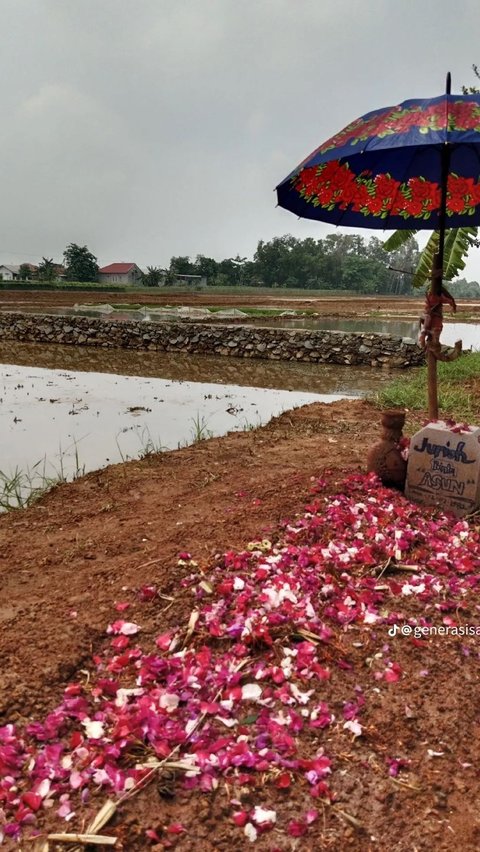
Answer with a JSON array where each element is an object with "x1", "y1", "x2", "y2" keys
[{"x1": 81, "y1": 720, "x2": 105, "y2": 739}]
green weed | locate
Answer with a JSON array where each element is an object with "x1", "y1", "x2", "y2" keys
[
  {"x1": 190, "y1": 414, "x2": 213, "y2": 443},
  {"x1": 375, "y1": 351, "x2": 480, "y2": 423},
  {"x1": 0, "y1": 443, "x2": 85, "y2": 511}
]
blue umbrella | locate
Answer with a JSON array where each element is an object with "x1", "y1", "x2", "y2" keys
[
  {"x1": 276, "y1": 74, "x2": 480, "y2": 418},
  {"x1": 276, "y1": 81, "x2": 480, "y2": 231}
]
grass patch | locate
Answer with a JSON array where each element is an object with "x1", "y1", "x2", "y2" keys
[
  {"x1": 0, "y1": 448, "x2": 85, "y2": 511},
  {"x1": 0, "y1": 281, "x2": 131, "y2": 292},
  {"x1": 376, "y1": 352, "x2": 480, "y2": 423},
  {"x1": 189, "y1": 413, "x2": 213, "y2": 443},
  {"x1": 0, "y1": 466, "x2": 59, "y2": 511}
]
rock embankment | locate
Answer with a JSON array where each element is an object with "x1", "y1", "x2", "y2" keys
[{"x1": 0, "y1": 312, "x2": 424, "y2": 367}]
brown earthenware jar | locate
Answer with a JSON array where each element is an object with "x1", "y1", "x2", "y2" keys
[{"x1": 366, "y1": 409, "x2": 407, "y2": 490}]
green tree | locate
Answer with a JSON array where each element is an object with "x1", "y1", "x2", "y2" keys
[
  {"x1": 254, "y1": 235, "x2": 299, "y2": 287},
  {"x1": 373, "y1": 235, "x2": 421, "y2": 295},
  {"x1": 338, "y1": 254, "x2": 389, "y2": 293},
  {"x1": 250, "y1": 234, "x2": 403, "y2": 292},
  {"x1": 194, "y1": 255, "x2": 218, "y2": 281},
  {"x1": 166, "y1": 256, "x2": 197, "y2": 284},
  {"x1": 37, "y1": 257, "x2": 57, "y2": 281},
  {"x1": 63, "y1": 243, "x2": 98, "y2": 282},
  {"x1": 169, "y1": 256, "x2": 197, "y2": 275},
  {"x1": 142, "y1": 266, "x2": 164, "y2": 287},
  {"x1": 462, "y1": 63, "x2": 480, "y2": 94},
  {"x1": 18, "y1": 263, "x2": 32, "y2": 281},
  {"x1": 449, "y1": 276, "x2": 480, "y2": 298}
]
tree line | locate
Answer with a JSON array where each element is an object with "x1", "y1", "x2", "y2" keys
[
  {"x1": 162, "y1": 233, "x2": 423, "y2": 294},
  {"x1": 167, "y1": 234, "x2": 479, "y2": 296},
  {"x1": 14, "y1": 236, "x2": 480, "y2": 297},
  {"x1": 17, "y1": 244, "x2": 99, "y2": 284}
]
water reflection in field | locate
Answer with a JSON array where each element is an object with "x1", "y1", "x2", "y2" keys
[
  {"x1": 0, "y1": 363, "x2": 348, "y2": 487},
  {"x1": 0, "y1": 341, "x2": 395, "y2": 395},
  {"x1": 253, "y1": 316, "x2": 479, "y2": 349},
  {"x1": 0, "y1": 341, "x2": 399, "y2": 497}
]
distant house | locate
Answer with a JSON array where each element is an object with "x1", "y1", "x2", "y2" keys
[
  {"x1": 0, "y1": 265, "x2": 20, "y2": 281},
  {"x1": 98, "y1": 263, "x2": 143, "y2": 285}
]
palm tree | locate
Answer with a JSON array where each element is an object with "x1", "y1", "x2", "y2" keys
[
  {"x1": 37, "y1": 257, "x2": 57, "y2": 282},
  {"x1": 382, "y1": 226, "x2": 479, "y2": 289}
]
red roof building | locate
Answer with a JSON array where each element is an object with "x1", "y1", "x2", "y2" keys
[{"x1": 98, "y1": 263, "x2": 143, "y2": 285}]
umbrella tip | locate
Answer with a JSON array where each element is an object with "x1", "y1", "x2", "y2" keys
[{"x1": 446, "y1": 71, "x2": 451, "y2": 94}]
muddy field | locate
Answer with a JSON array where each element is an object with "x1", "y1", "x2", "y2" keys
[{"x1": 0, "y1": 290, "x2": 430, "y2": 316}]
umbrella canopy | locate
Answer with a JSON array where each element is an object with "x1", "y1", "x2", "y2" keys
[
  {"x1": 276, "y1": 77, "x2": 480, "y2": 422},
  {"x1": 276, "y1": 92, "x2": 480, "y2": 230}
]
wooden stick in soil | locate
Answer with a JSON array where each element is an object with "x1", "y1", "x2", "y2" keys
[
  {"x1": 427, "y1": 346, "x2": 439, "y2": 422},
  {"x1": 46, "y1": 834, "x2": 116, "y2": 846}
]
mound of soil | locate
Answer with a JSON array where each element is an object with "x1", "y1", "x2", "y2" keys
[{"x1": 0, "y1": 399, "x2": 478, "y2": 850}]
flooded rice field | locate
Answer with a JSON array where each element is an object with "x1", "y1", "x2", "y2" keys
[
  {"x1": 0, "y1": 341, "x2": 393, "y2": 394},
  {"x1": 0, "y1": 341, "x2": 395, "y2": 503},
  {"x1": 0, "y1": 364, "x2": 332, "y2": 485},
  {"x1": 252, "y1": 316, "x2": 480, "y2": 348}
]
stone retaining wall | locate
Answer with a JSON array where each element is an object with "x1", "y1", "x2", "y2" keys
[{"x1": 0, "y1": 312, "x2": 425, "y2": 368}]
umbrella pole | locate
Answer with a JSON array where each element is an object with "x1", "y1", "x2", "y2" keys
[
  {"x1": 427, "y1": 72, "x2": 451, "y2": 422},
  {"x1": 427, "y1": 347, "x2": 438, "y2": 420},
  {"x1": 427, "y1": 250, "x2": 443, "y2": 420}
]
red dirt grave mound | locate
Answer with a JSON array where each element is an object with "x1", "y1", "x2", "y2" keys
[{"x1": 0, "y1": 400, "x2": 478, "y2": 851}]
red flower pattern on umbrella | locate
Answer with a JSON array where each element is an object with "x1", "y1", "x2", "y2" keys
[
  {"x1": 294, "y1": 164, "x2": 480, "y2": 220},
  {"x1": 317, "y1": 99, "x2": 480, "y2": 155}
]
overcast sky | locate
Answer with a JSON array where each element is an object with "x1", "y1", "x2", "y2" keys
[{"x1": 2, "y1": 0, "x2": 480, "y2": 279}]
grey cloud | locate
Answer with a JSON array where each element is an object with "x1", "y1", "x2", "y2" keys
[{"x1": 1, "y1": 0, "x2": 480, "y2": 278}]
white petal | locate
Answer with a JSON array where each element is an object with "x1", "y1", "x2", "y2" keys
[
  {"x1": 241, "y1": 683, "x2": 262, "y2": 701},
  {"x1": 37, "y1": 778, "x2": 51, "y2": 798},
  {"x1": 159, "y1": 693, "x2": 180, "y2": 712},
  {"x1": 244, "y1": 823, "x2": 257, "y2": 842},
  {"x1": 82, "y1": 719, "x2": 105, "y2": 739},
  {"x1": 120, "y1": 622, "x2": 140, "y2": 635},
  {"x1": 344, "y1": 719, "x2": 362, "y2": 737},
  {"x1": 253, "y1": 806, "x2": 276, "y2": 824}
]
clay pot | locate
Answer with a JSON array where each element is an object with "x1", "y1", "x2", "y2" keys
[
  {"x1": 366, "y1": 409, "x2": 407, "y2": 490},
  {"x1": 381, "y1": 410, "x2": 406, "y2": 433}
]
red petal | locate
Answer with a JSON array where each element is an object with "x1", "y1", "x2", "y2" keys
[
  {"x1": 22, "y1": 792, "x2": 42, "y2": 812},
  {"x1": 288, "y1": 820, "x2": 308, "y2": 837}
]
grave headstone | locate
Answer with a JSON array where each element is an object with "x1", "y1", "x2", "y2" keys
[{"x1": 405, "y1": 421, "x2": 480, "y2": 516}]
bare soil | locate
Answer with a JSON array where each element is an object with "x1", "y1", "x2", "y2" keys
[
  {"x1": 3, "y1": 289, "x2": 480, "y2": 329},
  {"x1": 1, "y1": 399, "x2": 480, "y2": 850}
]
